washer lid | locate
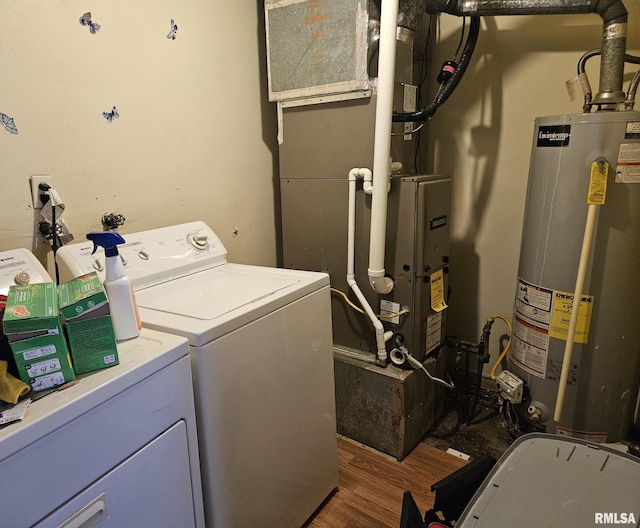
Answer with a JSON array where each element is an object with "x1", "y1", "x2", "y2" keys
[
  {"x1": 134, "y1": 263, "x2": 328, "y2": 346},
  {"x1": 137, "y1": 266, "x2": 299, "y2": 320}
]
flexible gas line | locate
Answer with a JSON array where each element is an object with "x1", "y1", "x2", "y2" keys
[
  {"x1": 487, "y1": 314, "x2": 513, "y2": 380},
  {"x1": 330, "y1": 287, "x2": 408, "y2": 319}
]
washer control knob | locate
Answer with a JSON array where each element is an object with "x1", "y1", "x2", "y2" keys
[
  {"x1": 14, "y1": 271, "x2": 31, "y2": 286},
  {"x1": 188, "y1": 234, "x2": 209, "y2": 250},
  {"x1": 138, "y1": 249, "x2": 150, "y2": 260},
  {"x1": 93, "y1": 258, "x2": 104, "y2": 272}
]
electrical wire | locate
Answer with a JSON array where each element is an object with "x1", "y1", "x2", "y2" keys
[
  {"x1": 391, "y1": 122, "x2": 425, "y2": 136},
  {"x1": 393, "y1": 16, "x2": 480, "y2": 123},
  {"x1": 502, "y1": 399, "x2": 523, "y2": 438},
  {"x1": 453, "y1": 17, "x2": 467, "y2": 61},
  {"x1": 414, "y1": 15, "x2": 433, "y2": 174},
  {"x1": 330, "y1": 287, "x2": 408, "y2": 319},
  {"x1": 487, "y1": 314, "x2": 513, "y2": 380}
]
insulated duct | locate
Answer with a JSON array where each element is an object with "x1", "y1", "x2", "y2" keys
[
  {"x1": 370, "y1": 0, "x2": 430, "y2": 31},
  {"x1": 422, "y1": 0, "x2": 628, "y2": 106}
]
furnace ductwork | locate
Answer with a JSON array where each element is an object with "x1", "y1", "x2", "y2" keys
[{"x1": 421, "y1": 0, "x2": 628, "y2": 106}]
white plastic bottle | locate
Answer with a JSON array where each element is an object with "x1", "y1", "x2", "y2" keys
[{"x1": 86, "y1": 232, "x2": 141, "y2": 341}]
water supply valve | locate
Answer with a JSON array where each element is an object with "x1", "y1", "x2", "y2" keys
[
  {"x1": 527, "y1": 401, "x2": 550, "y2": 423},
  {"x1": 102, "y1": 213, "x2": 126, "y2": 231},
  {"x1": 528, "y1": 405, "x2": 543, "y2": 422},
  {"x1": 496, "y1": 370, "x2": 523, "y2": 404}
]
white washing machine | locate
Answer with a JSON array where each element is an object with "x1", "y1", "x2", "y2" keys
[
  {"x1": 0, "y1": 249, "x2": 205, "y2": 528},
  {"x1": 56, "y1": 221, "x2": 339, "y2": 528}
]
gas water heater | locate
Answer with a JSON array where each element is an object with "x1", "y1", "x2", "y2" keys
[
  {"x1": 265, "y1": 0, "x2": 638, "y2": 454},
  {"x1": 512, "y1": 110, "x2": 640, "y2": 442}
]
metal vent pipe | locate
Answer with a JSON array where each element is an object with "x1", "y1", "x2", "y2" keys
[{"x1": 423, "y1": 0, "x2": 628, "y2": 105}]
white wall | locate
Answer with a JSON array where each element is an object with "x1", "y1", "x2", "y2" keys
[
  {"x1": 427, "y1": 8, "x2": 640, "y2": 364},
  {"x1": 0, "y1": 1, "x2": 278, "y2": 269}
]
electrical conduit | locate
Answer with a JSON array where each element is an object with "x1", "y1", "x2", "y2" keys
[
  {"x1": 368, "y1": 0, "x2": 398, "y2": 296},
  {"x1": 348, "y1": 168, "x2": 393, "y2": 363}
]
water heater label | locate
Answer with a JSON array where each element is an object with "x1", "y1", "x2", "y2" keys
[
  {"x1": 513, "y1": 278, "x2": 594, "y2": 379},
  {"x1": 512, "y1": 316, "x2": 549, "y2": 378},
  {"x1": 536, "y1": 125, "x2": 571, "y2": 147},
  {"x1": 547, "y1": 359, "x2": 578, "y2": 384},
  {"x1": 549, "y1": 291, "x2": 593, "y2": 343},
  {"x1": 624, "y1": 121, "x2": 640, "y2": 139},
  {"x1": 615, "y1": 142, "x2": 640, "y2": 183}
]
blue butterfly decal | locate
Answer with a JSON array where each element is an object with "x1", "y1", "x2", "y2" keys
[
  {"x1": 167, "y1": 19, "x2": 178, "y2": 40},
  {"x1": 103, "y1": 107, "x2": 119, "y2": 122},
  {"x1": 0, "y1": 113, "x2": 18, "y2": 134},
  {"x1": 79, "y1": 12, "x2": 101, "y2": 34}
]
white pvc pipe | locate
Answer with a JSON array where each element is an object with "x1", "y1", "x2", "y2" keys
[
  {"x1": 554, "y1": 203, "x2": 598, "y2": 422},
  {"x1": 348, "y1": 168, "x2": 391, "y2": 362},
  {"x1": 367, "y1": 0, "x2": 398, "y2": 295}
]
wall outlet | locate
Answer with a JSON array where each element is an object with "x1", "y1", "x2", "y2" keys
[{"x1": 30, "y1": 175, "x2": 52, "y2": 209}]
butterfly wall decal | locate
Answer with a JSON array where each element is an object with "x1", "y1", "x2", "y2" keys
[
  {"x1": 103, "y1": 107, "x2": 119, "y2": 122},
  {"x1": 167, "y1": 19, "x2": 178, "y2": 40},
  {"x1": 79, "y1": 12, "x2": 101, "y2": 34},
  {"x1": 0, "y1": 113, "x2": 18, "y2": 134}
]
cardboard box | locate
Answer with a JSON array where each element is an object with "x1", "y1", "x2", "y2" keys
[
  {"x1": 2, "y1": 282, "x2": 75, "y2": 391},
  {"x1": 58, "y1": 272, "x2": 119, "y2": 374}
]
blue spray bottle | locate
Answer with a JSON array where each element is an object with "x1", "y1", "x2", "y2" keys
[{"x1": 86, "y1": 231, "x2": 141, "y2": 341}]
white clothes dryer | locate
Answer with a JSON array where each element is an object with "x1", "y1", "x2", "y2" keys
[
  {"x1": 0, "y1": 248, "x2": 205, "y2": 527},
  {"x1": 57, "y1": 221, "x2": 338, "y2": 528}
]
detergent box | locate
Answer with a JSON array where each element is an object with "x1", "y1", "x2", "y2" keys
[
  {"x1": 58, "y1": 272, "x2": 119, "y2": 374},
  {"x1": 2, "y1": 282, "x2": 75, "y2": 392}
]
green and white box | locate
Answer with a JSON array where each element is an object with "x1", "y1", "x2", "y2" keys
[
  {"x1": 2, "y1": 282, "x2": 75, "y2": 391},
  {"x1": 58, "y1": 272, "x2": 119, "y2": 374}
]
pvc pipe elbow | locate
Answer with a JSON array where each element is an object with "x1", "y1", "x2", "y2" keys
[
  {"x1": 349, "y1": 168, "x2": 372, "y2": 181},
  {"x1": 368, "y1": 273, "x2": 394, "y2": 295}
]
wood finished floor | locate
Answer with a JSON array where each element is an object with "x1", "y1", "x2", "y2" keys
[{"x1": 305, "y1": 436, "x2": 467, "y2": 528}]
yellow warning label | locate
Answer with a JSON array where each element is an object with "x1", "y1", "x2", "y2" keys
[
  {"x1": 587, "y1": 160, "x2": 609, "y2": 205},
  {"x1": 549, "y1": 290, "x2": 594, "y2": 344},
  {"x1": 430, "y1": 268, "x2": 448, "y2": 313}
]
